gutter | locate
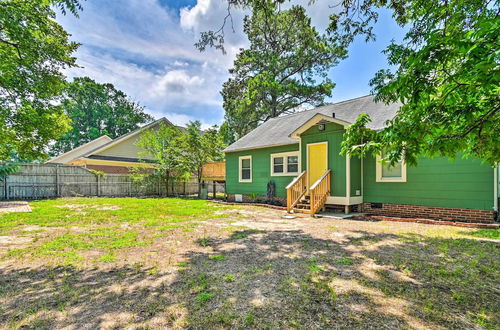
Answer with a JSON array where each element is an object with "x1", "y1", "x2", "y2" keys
[{"x1": 494, "y1": 165, "x2": 498, "y2": 217}]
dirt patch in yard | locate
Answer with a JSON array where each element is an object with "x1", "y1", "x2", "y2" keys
[
  {"x1": 0, "y1": 200, "x2": 498, "y2": 329},
  {"x1": 0, "y1": 202, "x2": 31, "y2": 214}
]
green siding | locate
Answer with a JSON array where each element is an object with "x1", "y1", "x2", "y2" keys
[
  {"x1": 363, "y1": 156, "x2": 494, "y2": 210},
  {"x1": 226, "y1": 144, "x2": 299, "y2": 198},
  {"x1": 300, "y1": 122, "x2": 348, "y2": 197},
  {"x1": 226, "y1": 121, "x2": 493, "y2": 211}
]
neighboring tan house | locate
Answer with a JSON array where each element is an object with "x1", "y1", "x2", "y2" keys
[
  {"x1": 224, "y1": 95, "x2": 499, "y2": 224},
  {"x1": 48, "y1": 118, "x2": 171, "y2": 174}
]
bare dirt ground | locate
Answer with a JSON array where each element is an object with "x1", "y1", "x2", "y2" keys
[
  {"x1": 0, "y1": 202, "x2": 31, "y2": 214},
  {"x1": 0, "y1": 199, "x2": 498, "y2": 329}
]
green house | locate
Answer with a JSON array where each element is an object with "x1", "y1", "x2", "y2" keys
[{"x1": 224, "y1": 95, "x2": 499, "y2": 224}]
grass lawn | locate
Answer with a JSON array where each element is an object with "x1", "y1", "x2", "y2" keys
[{"x1": 0, "y1": 197, "x2": 498, "y2": 329}]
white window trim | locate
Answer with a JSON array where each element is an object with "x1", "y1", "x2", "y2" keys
[
  {"x1": 270, "y1": 151, "x2": 300, "y2": 176},
  {"x1": 376, "y1": 155, "x2": 407, "y2": 182},
  {"x1": 239, "y1": 155, "x2": 252, "y2": 183}
]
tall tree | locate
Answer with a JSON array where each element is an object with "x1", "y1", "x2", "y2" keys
[
  {"x1": 50, "y1": 77, "x2": 154, "y2": 155},
  {"x1": 221, "y1": 3, "x2": 348, "y2": 138},
  {"x1": 219, "y1": 121, "x2": 236, "y2": 145},
  {"x1": 342, "y1": 0, "x2": 500, "y2": 166},
  {"x1": 135, "y1": 123, "x2": 189, "y2": 194},
  {"x1": 184, "y1": 121, "x2": 226, "y2": 193},
  {"x1": 202, "y1": 0, "x2": 499, "y2": 165},
  {"x1": 0, "y1": 0, "x2": 82, "y2": 161}
]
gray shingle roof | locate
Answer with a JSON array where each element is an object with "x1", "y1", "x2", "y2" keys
[{"x1": 224, "y1": 95, "x2": 400, "y2": 153}]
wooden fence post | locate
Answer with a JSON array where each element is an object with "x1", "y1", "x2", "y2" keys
[
  {"x1": 3, "y1": 177, "x2": 7, "y2": 200},
  {"x1": 97, "y1": 175, "x2": 100, "y2": 197},
  {"x1": 55, "y1": 165, "x2": 60, "y2": 197},
  {"x1": 213, "y1": 181, "x2": 216, "y2": 199}
]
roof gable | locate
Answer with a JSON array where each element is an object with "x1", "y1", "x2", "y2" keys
[
  {"x1": 224, "y1": 95, "x2": 400, "y2": 153},
  {"x1": 48, "y1": 135, "x2": 113, "y2": 164},
  {"x1": 289, "y1": 114, "x2": 350, "y2": 139},
  {"x1": 83, "y1": 117, "x2": 172, "y2": 157}
]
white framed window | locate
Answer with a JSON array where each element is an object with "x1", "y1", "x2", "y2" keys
[
  {"x1": 239, "y1": 155, "x2": 252, "y2": 183},
  {"x1": 376, "y1": 152, "x2": 407, "y2": 182},
  {"x1": 270, "y1": 151, "x2": 300, "y2": 176}
]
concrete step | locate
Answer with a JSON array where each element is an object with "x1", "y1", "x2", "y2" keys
[
  {"x1": 292, "y1": 208, "x2": 312, "y2": 214},
  {"x1": 296, "y1": 203, "x2": 311, "y2": 209}
]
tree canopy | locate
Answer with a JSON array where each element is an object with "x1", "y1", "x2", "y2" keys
[
  {"x1": 136, "y1": 122, "x2": 190, "y2": 190},
  {"x1": 50, "y1": 77, "x2": 154, "y2": 155},
  {"x1": 344, "y1": 0, "x2": 499, "y2": 166},
  {"x1": 221, "y1": 3, "x2": 348, "y2": 138},
  {"x1": 0, "y1": 0, "x2": 82, "y2": 161},
  {"x1": 184, "y1": 121, "x2": 226, "y2": 186},
  {"x1": 202, "y1": 0, "x2": 499, "y2": 165}
]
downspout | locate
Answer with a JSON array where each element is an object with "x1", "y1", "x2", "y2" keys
[
  {"x1": 361, "y1": 156, "x2": 364, "y2": 204},
  {"x1": 494, "y1": 165, "x2": 498, "y2": 220}
]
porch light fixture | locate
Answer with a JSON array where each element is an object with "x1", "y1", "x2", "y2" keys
[{"x1": 318, "y1": 123, "x2": 325, "y2": 131}]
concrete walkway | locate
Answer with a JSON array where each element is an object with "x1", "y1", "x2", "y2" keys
[{"x1": 0, "y1": 202, "x2": 32, "y2": 214}]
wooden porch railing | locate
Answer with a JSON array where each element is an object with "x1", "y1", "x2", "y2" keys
[
  {"x1": 286, "y1": 171, "x2": 307, "y2": 212},
  {"x1": 309, "y1": 170, "x2": 331, "y2": 215}
]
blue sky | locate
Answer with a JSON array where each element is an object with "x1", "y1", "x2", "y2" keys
[{"x1": 57, "y1": 0, "x2": 405, "y2": 128}]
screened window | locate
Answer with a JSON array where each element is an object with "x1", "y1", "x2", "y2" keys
[
  {"x1": 287, "y1": 156, "x2": 299, "y2": 173},
  {"x1": 271, "y1": 152, "x2": 299, "y2": 176},
  {"x1": 273, "y1": 157, "x2": 284, "y2": 173},
  {"x1": 239, "y1": 156, "x2": 252, "y2": 182},
  {"x1": 376, "y1": 152, "x2": 406, "y2": 182}
]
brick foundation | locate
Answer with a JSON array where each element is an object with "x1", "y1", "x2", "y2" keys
[
  {"x1": 362, "y1": 202, "x2": 495, "y2": 224},
  {"x1": 226, "y1": 194, "x2": 286, "y2": 206}
]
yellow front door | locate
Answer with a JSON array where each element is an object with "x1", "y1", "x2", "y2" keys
[{"x1": 307, "y1": 143, "x2": 328, "y2": 189}]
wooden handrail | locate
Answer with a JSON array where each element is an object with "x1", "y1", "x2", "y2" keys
[
  {"x1": 309, "y1": 170, "x2": 331, "y2": 215},
  {"x1": 310, "y1": 170, "x2": 331, "y2": 190},
  {"x1": 285, "y1": 171, "x2": 306, "y2": 190},
  {"x1": 286, "y1": 171, "x2": 307, "y2": 212}
]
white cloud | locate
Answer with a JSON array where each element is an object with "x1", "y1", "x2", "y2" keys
[
  {"x1": 167, "y1": 113, "x2": 214, "y2": 129},
  {"x1": 180, "y1": 0, "x2": 248, "y2": 50},
  {"x1": 180, "y1": 0, "x2": 211, "y2": 30},
  {"x1": 151, "y1": 70, "x2": 204, "y2": 96},
  {"x1": 56, "y1": 0, "x2": 391, "y2": 130},
  {"x1": 173, "y1": 60, "x2": 189, "y2": 67}
]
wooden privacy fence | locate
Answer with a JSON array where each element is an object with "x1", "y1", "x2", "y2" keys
[{"x1": 0, "y1": 163, "x2": 225, "y2": 200}]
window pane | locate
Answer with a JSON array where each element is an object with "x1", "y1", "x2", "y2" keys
[
  {"x1": 241, "y1": 158, "x2": 250, "y2": 169},
  {"x1": 273, "y1": 157, "x2": 284, "y2": 173},
  {"x1": 382, "y1": 162, "x2": 402, "y2": 178},
  {"x1": 287, "y1": 156, "x2": 298, "y2": 165},
  {"x1": 287, "y1": 163, "x2": 298, "y2": 173},
  {"x1": 273, "y1": 157, "x2": 284, "y2": 165},
  {"x1": 242, "y1": 169, "x2": 250, "y2": 180}
]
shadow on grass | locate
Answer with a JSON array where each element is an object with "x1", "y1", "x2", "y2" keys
[{"x1": 0, "y1": 229, "x2": 498, "y2": 328}]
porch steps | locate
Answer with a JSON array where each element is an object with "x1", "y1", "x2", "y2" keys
[{"x1": 292, "y1": 195, "x2": 311, "y2": 213}]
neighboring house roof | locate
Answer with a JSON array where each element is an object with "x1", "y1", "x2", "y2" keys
[
  {"x1": 81, "y1": 117, "x2": 172, "y2": 158},
  {"x1": 224, "y1": 95, "x2": 401, "y2": 153},
  {"x1": 48, "y1": 135, "x2": 113, "y2": 164},
  {"x1": 48, "y1": 117, "x2": 175, "y2": 165}
]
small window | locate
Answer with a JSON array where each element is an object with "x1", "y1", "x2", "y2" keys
[
  {"x1": 271, "y1": 152, "x2": 300, "y2": 176},
  {"x1": 376, "y1": 152, "x2": 406, "y2": 182},
  {"x1": 239, "y1": 156, "x2": 252, "y2": 182},
  {"x1": 287, "y1": 155, "x2": 298, "y2": 173},
  {"x1": 273, "y1": 157, "x2": 284, "y2": 174}
]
